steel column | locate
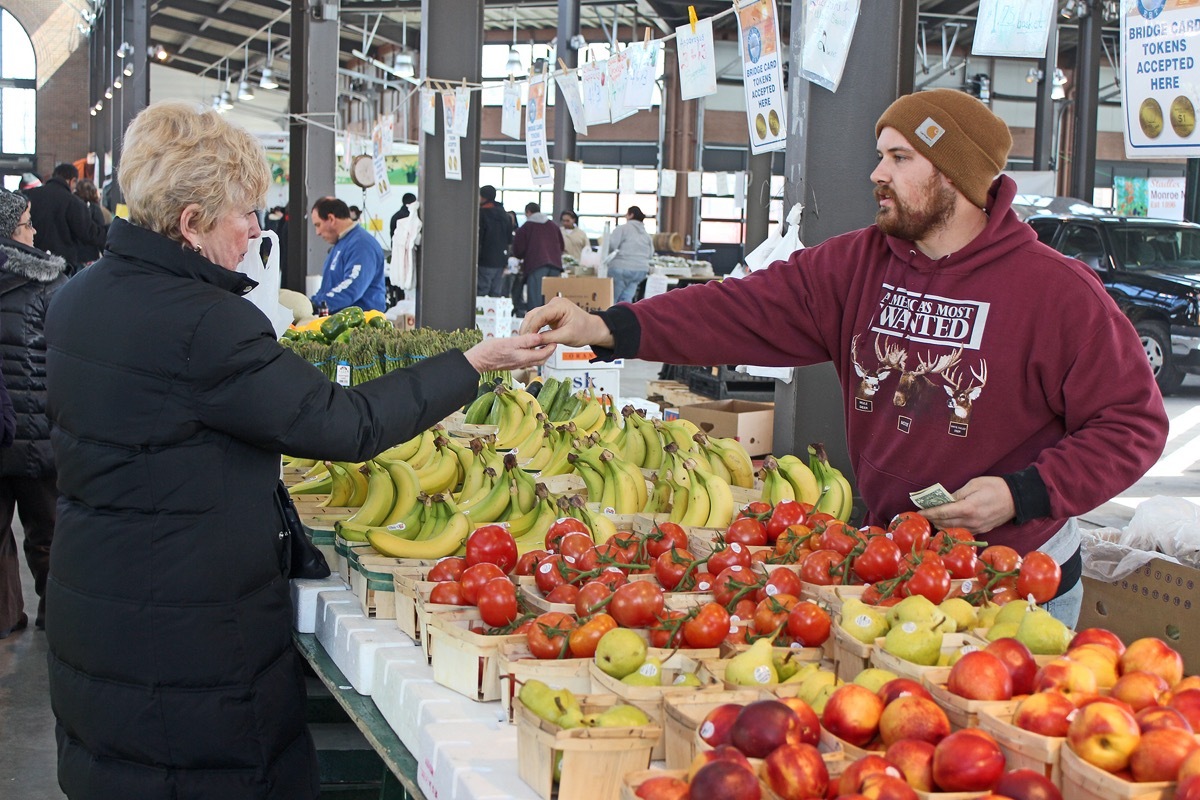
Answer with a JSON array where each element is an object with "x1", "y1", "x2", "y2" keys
[
  {"x1": 417, "y1": 0, "x2": 484, "y2": 330},
  {"x1": 1032, "y1": 25, "x2": 1058, "y2": 172},
  {"x1": 551, "y1": 0, "x2": 580, "y2": 217},
  {"x1": 744, "y1": 151, "x2": 771, "y2": 253},
  {"x1": 110, "y1": 0, "x2": 149, "y2": 205},
  {"x1": 1070, "y1": 6, "x2": 1102, "y2": 203}
]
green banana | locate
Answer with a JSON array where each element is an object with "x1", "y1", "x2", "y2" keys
[{"x1": 288, "y1": 473, "x2": 333, "y2": 496}]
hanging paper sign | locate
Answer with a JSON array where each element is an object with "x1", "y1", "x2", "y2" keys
[
  {"x1": 734, "y1": 171, "x2": 747, "y2": 210},
  {"x1": 525, "y1": 74, "x2": 552, "y2": 186},
  {"x1": 715, "y1": 171, "x2": 731, "y2": 195},
  {"x1": 380, "y1": 115, "x2": 394, "y2": 150},
  {"x1": 676, "y1": 17, "x2": 718, "y2": 100},
  {"x1": 564, "y1": 160, "x2": 584, "y2": 194},
  {"x1": 618, "y1": 166, "x2": 636, "y2": 195},
  {"x1": 624, "y1": 42, "x2": 658, "y2": 109},
  {"x1": 687, "y1": 171, "x2": 702, "y2": 197},
  {"x1": 660, "y1": 169, "x2": 677, "y2": 198},
  {"x1": 800, "y1": 0, "x2": 861, "y2": 94},
  {"x1": 452, "y1": 87, "x2": 471, "y2": 137},
  {"x1": 501, "y1": 81, "x2": 523, "y2": 140},
  {"x1": 420, "y1": 89, "x2": 437, "y2": 136},
  {"x1": 1121, "y1": 2, "x2": 1200, "y2": 158},
  {"x1": 972, "y1": 0, "x2": 1056, "y2": 58},
  {"x1": 441, "y1": 92, "x2": 457, "y2": 138},
  {"x1": 372, "y1": 121, "x2": 391, "y2": 198},
  {"x1": 607, "y1": 52, "x2": 637, "y2": 123},
  {"x1": 581, "y1": 60, "x2": 610, "y2": 126},
  {"x1": 444, "y1": 134, "x2": 461, "y2": 181},
  {"x1": 737, "y1": 0, "x2": 788, "y2": 152},
  {"x1": 555, "y1": 71, "x2": 589, "y2": 135}
]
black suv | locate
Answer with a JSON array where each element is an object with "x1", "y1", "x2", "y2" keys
[{"x1": 1027, "y1": 214, "x2": 1200, "y2": 394}]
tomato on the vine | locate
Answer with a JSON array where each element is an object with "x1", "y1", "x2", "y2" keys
[
  {"x1": 980, "y1": 545, "x2": 1022, "y2": 574},
  {"x1": 608, "y1": 531, "x2": 643, "y2": 563},
  {"x1": 814, "y1": 522, "x2": 860, "y2": 556},
  {"x1": 1017, "y1": 552, "x2": 1062, "y2": 603},
  {"x1": 527, "y1": 611, "x2": 576, "y2": 659},
  {"x1": 477, "y1": 576, "x2": 518, "y2": 626},
  {"x1": 853, "y1": 536, "x2": 903, "y2": 584},
  {"x1": 889, "y1": 510, "x2": 933, "y2": 535},
  {"x1": 568, "y1": 613, "x2": 617, "y2": 658},
  {"x1": 577, "y1": 541, "x2": 632, "y2": 574},
  {"x1": 558, "y1": 532, "x2": 594, "y2": 563},
  {"x1": 774, "y1": 525, "x2": 814, "y2": 560},
  {"x1": 544, "y1": 584, "x2": 580, "y2": 605},
  {"x1": 690, "y1": 570, "x2": 716, "y2": 593},
  {"x1": 941, "y1": 543, "x2": 979, "y2": 580},
  {"x1": 731, "y1": 597, "x2": 756, "y2": 621},
  {"x1": 757, "y1": 567, "x2": 804, "y2": 602},
  {"x1": 428, "y1": 581, "x2": 465, "y2": 605},
  {"x1": 514, "y1": 549, "x2": 548, "y2": 576},
  {"x1": 546, "y1": 518, "x2": 590, "y2": 553},
  {"x1": 682, "y1": 602, "x2": 732, "y2": 649},
  {"x1": 765, "y1": 501, "x2": 809, "y2": 542},
  {"x1": 890, "y1": 516, "x2": 932, "y2": 555},
  {"x1": 738, "y1": 501, "x2": 773, "y2": 520},
  {"x1": 655, "y1": 547, "x2": 697, "y2": 591},
  {"x1": 427, "y1": 557, "x2": 466, "y2": 583},
  {"x1": 460, "y1": 563, "x2": 507, "y2": 605},
  {"x1": 574, "y1": 581, "x2": 613, "y2": 616},
  {"x1": 904, "y1": 561, "x2": 951, "y2": 604},
  {"x1": 533, "y1": 554, "x2": 573, "y2": 595},
  {"x1": 931, "y1": 527, "x2": 974, "y2": 552},
  {"x1": 645, "y1": 522, "x2": 688, "y2": 559},
  {"x1": 649, "y1": 610, "x2": 686, "y2": 648},
  {"x1": 726, "y1": 517, "x2": 768, "y2": 547},
  {"x1": 707, "y1": 542, "x2": 753, "y2": 575},
  {"x1": 608, "y1": 581, "x2": 665, "y2": 628},
  {"x1": 591, "y1": 567, "x2": 628, "y2": 591},
  {"x1": 711, "y1": 565, "x2": 758, "y2": 607},
  {"x1": 465, "y1": 524, "x2": 518, "y2": 574},
  {"x1": 753, "y1": 594, "x2": 798, "y2": 635},
  {"x1": 786, "y1": 600, "x2": 832, "y2": 646},
  {"x1": 859, "y1": 525, "x2": 888, "y2": 539},
  {"x1": 799, "y1": 549, "x2": 844, "y2": 586}
]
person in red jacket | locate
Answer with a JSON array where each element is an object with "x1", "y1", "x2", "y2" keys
[
  {"x1": 512, "y1": 202, "x2": 565, "y2": 315},
  {"x1": 521, "y1": 89, "x2": 1170, "y2": 627}
]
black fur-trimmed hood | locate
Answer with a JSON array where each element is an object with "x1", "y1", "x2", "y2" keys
[{"x1": 0, "y1": 239, "x2": 69, "y2": 283}]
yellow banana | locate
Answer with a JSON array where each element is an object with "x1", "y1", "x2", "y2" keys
[
  {"x1": 597, "y1": 410, "x2": 624, "y2": 445},
  {"x1": 321, "y1": 461, "x2": 355, "y2": 507},
  {"x1": 378, "y1": 432, "x2": 425, "y2": 463},
  {"x1": 406, "y1": 430, "x2": 438, "y2": 469},
  {"x1": 505, "y1": 484, "x2": 548, "y2": 537},
  {"x1": 367, "y1": 511, "x2": 470, "y2": 559},
  {"x1": 457, "y1": 467, "x2": 498, "y2": 510},
  {"x1": 760, "y1": 456, "x2": 797, "y2": 505},
  {"x1": 519, "y1": 423, "x2": 557, "y2": 472},
  {"x1": 677, "y1": 460, "x2": 711, "y2": 528},
  {"x1": 631, "y1": 412, "x2": 664, "y2": 471},
  {"x1": 833, "y1": 468, "x2": 854, "y2": 522},
  {"x1": 566, "y1": 397, "x2": 604, "y2": 435},
  {"x1": 461, "y1": 468, "x2": 514, "y2": 522},
  {"x1": 621, "y1": 411, "x2": 647, "y2": 467},
  {"x1": 702, "y1": 444, "x2": 733, "y2": 485},
  {"x1": 507, "y1": 454, "x2": 538, "y2": 514},
  {"x1": 284, "y1": 456, "x2": 319, "y2": 469},
  {"x1": 388, "y1": 494, "x2": 427, "y2": 538},
  {"x1": 777, "y1": 454, "x2": 821, "y2": 506},
  {"x1": 413, "y1": 439, "x2": 460, "y2": 495},
  {"x1": 694, "y1": 464, "x2": 735, "y2": 529},
  {"x1": 379, "y1": 458, "x2": 421, "y2": 527},
  {"x1": 582, "y1": 506, "x2": 620, "y2": 545},
  {"x1": 602, "y1": 449, "x2": 647, "y2": 514},
  {"x1": 289, "y1": 473, "x2": 333, "y2": 496},
  {"x1": 644, "y1": 473, "x2": 673, "y2": 514},
  {"x1": 705, "y1": 435, "x2": 756, "y2": 489},
  {"x1": 510, "y1": 412, "x2": 547, "y2": 459},
  {"x1": 443, "y1": 436, "x2": 474, "y2": 479},
  {"x1": 537, "y1": 424, "x2": 577, "y2": 477},
  {"x1": 344, "y1": 461, "x2": 397, "y2": 526},
  {"x1": 808, "y1": 445, "x2": 845, "y2": 520}
]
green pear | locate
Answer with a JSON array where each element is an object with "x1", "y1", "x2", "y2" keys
[
  {"x1": 975, "y1": 600, "x2": 1002, "y2": 628},
  {"x1": 782, "y1": 661, "x2": 820, "y2": 685},
  {"x1": 985, "y1": 621, "x2": 1021, "y2": 642},
  {"x1": 672, "y1": 672, "x2": 703, "y2": 687},
  {"x1": 518, "y1": 679, "x2": 564, "y2": 724},
  {"x1": 840, "y1": 598, "x2": 889, "y2": 644},
  {"x1": 557, "y1": 706, "x2": 585, "y2": 729},
  {"x1": 946, "y1": 644, "x2": 980, "y2": 667},
  {"x1": 883, "y1": 620, "x2": 944, "y2": 666},
  {"x1": 939, "y1": 598, "x2": 978, "y2": 632},
  {"x1": 797, "y1": 669, "x2": 840, "y2": 706},
  {"x1": 621, "y1": 656, "x2": 664, "y2": 686},
  {"x1": 595, "y1": 628, "x2": 647, "y2": 679},
  {"x1": 994, "y1": 599, "x2": 1035, "y2": 627},
  {"x1": 810, "y1": 681, "x2": 840, "y2": 714},
  {"x1": 886, "y1": 595, "x2": 939, "y2": 626},
  {"x1": 585, "y1": 704, "x2": 650, "y2": 727},
  {"x1": 725, "y1": 637, "x2": 779, "y2": 686},
  {"x1": 774, "y1": 651, "x2": 801, "y2": 682},
  {"x1": 1015, "y1": 608, "x2": 1072, "y2": 655},
  {"x1": 853, "y1": 667, "x2": 900, "y2": 693}
]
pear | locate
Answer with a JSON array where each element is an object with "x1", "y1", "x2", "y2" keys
[
  {"x1": 518, "y1": 679, "x2": 565, "y2": 725},
  {"x1": 621, "y1": 656, "x2": 664, "y2": 686},
  {"x1": 782, "y1": 661, "x2": 820, "y2": 685},
  {"x1": 886, "y1": 595, "x2": 939, "y2": 626},
  {"x1": 985, "y1": 621, "x2": 1021, "y2": 642},
  {"x1": 840, "y1": 598, "x2": 889, "y2": 644},
  {"x1": 975, "y1": 600, "x2": 1002, "y2": 628},
  {"x1": 853, "y1": 667, "x2": 900, "y2": 693},
  {"x1": 939, "y1": 597, "x2": 978, "y2": 632},
  {"x1": 1015, "y1": 608, "x2": 1072, "y2": 655},
  {"x1": 672, "y1": 672, "x2": 703, "y2": 687},
  {"x1": 946, "y1": 644, "x2": 979, "y2": 667},
  {"x1": 810, "y1": 681, "x2": 840, "y2": 714},
  {"x1": 585, "y1": 703, "x2": 650, "y2": 727},
  {"x1": 797, "y1": 669, "x2": 840, "y2": 706},
  {"x1": 994, "y1": 599, "x2": 1035, "y2": 627},
  {"x1": 725, "y1": 637, "x2": 779, "y2": 686},
  {"x1": 883, "y1": 620, "x2": 944, "y2": 666},
  {"x1": 595, "y1": 628, "x2": 647, "y2": 679},
  {"x1": 775, "y1": 651, "x2": 801, "y2": 682},
  {"x1": 557, "y1": 705, "x2": 585, "y2": 729}
]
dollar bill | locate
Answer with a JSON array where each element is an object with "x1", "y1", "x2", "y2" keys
[{"x1": 909, "y1": 483, "x2": 956, "y2": 509}]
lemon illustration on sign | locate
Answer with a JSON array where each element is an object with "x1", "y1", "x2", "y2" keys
[
  {"x1": 1171, "y1": 96, "x2": 1196, "y2": 137},
  {"x1": 1140, "y1": 98, "x2": 1165, "y2": 138}
]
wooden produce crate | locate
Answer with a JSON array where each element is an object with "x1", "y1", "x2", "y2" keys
[
  {"x1": 922, "y1": 667, "x2": 1020, "y2": 730},
  {"x1": 515, "y1": 573, "x2": 658, "y2": 616},
  {"x1": 632, "y1": 513, "x2": 724, "y2": 558},
  {"x1": 820, "y1": 724, "x2": 886, "y2": 761},
  {"x1": 661, "y1": 688, "x2": 771, "y2": 769},
  {"x1": 1059, "y1": 743, "x2": 1174, "y2": 800},
  {"x1": 811, "y1": 584, "x2": 869, "y2": 616},
  {"x1": 390, "y1": 565, "x2": 433, "y2": 640},
  {"x1": 833, "y1": 624, "x2": 875, "y2": 682},
  {"x1": 334, "y1": 535, "x2": 375, "y2": 585},
  {"x1": 426, "y1": 607, "x2": 527, "y2": 702},
  {"x1": 496, "y1": 640, "x2": 594, "y2": 723},
  {"x1": 869, "y1": 632, "x2": 987, "y2": 681},
  {"x1": 619, "y1": 769, "x2": 691, "y2": 800},
  {"x1": 349, "y1": 554, "x2": 402, "y2": 619},
  {"x1": 413, "y1": 588, "x2": 472, "y2": 661},
  {"x1": 515, "y1": 694, "x2": 660, "y2": 800},
  {"x1": 588, "y1": 656, "x2": 721, "y2": 760},
  {"x1": 976, "y1": 707, "x2": 1064, "y2": 785}
]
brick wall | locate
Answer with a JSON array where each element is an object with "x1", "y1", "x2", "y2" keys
[{"x1": 35, "y1": 45, "x2": 90, "y2": 176}]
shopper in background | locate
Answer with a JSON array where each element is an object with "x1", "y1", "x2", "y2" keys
[
  {"x1": 348, "y1": 204, "x2": 362, "y2": 222},
  {"x1": 23, "y1": 163, "x2": 107, "y2": 274},
  {"x1": 477, "y1": 185, "x2": 511, "y2": 296},
  {"x1": 605, "y1": 205, "x2": 653, "y2": 304},
  {"x1": 559, "y1": 210, "x2": 589, "y2": 262},
  {"x1": 310, "y1": 195, "x2": 386, "y2": 313},
  {"x1": 388, "y1": 191, "x2": 417, "y2": 241},
  {"x1": 523, "y1": 89, "x2": 1170, "y2": 629},
  {"x1": 42, "y1": 101, "x2": 554, "y2": 800},
  {"x1": 0, "y1": 189, "x2": 69, "y2": 640},
  {"x1": 72, "y1": 179, "x2": 112, "y2": 266},
  {"x1": 511, "y1": 202, "x2": 565, "y2": 315}
]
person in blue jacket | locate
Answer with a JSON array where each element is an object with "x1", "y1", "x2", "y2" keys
[{"x1": 309, "y1": 196, "x2": 386, "y2": 312}]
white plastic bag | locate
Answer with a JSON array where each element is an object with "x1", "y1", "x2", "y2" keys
[
  {"x1": 742, "y1": 227, "x2": 782, "y2": 273},
  {"x1": 389, "y1": 201, "x2": 422, "y2": 292},
  {"x1": 1081, "y1": 528, "x2": 1174, "y2": 581},
  {"x1": 238, "y1": 229, "x2": 293, "y2": 338},
  {"x1": 578, "y1": 246, "x2": 601, "y2": 270},
  {"x1": 761, "y1": 203, "x2": 806, "y2": 268},
  {"x1": 1124, "y1": 496, "x2": 1200, "y2": 566}
]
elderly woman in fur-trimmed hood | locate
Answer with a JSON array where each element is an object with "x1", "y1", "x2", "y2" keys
[{"x1": 0, "y1": 187, "x2": 68, "y2": 641}]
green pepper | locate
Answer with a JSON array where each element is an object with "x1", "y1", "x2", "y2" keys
[
  {"x1": 367, "y1": 315, "x2": 390, "y2": 330},
  {"x1": 302, "y1": 330, "x2": 327, "y2": 344},
  {"x1": 281, "y1": 329, "x2": 302, "y2": 342},
  {"x1": 333, "y1": 328, "x2": 355, "y2": 344},
  {"x1": 319, "y1": 310, "x2": 350, "y2": 341},
  {"x1": 341, "y1": 306, "x2": 366, "y2": 329}
]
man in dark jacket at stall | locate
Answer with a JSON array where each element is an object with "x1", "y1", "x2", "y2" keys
[
  {"x1": 478, "y1": 185, "x2": 511, "y2": 297},
  {"x1": 0, "y1": 188, "x2": 68, "y2": 637},
  {"x1": 511, "y1": 202, "x2": 565, "y2": 315},
  {"x1": 24, "y1": 163, "x2": 107, "y2": 273}
]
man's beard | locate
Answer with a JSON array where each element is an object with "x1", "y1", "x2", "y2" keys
[{"x1": 874, "y1": 174, "x2": 958, "y2": 241}]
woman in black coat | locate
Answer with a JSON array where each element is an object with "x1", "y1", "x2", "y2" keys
[{"x1": 43, "y1": 102, "x2": 554, "y2": 800}]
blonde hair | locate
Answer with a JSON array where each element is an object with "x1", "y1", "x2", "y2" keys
[{"x1": 118, "y1": 101, "x2": 269, "y2": 244}]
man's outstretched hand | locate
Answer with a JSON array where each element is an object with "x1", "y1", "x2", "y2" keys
[{"x1": 518, "y1": 297, "x2": 614, "y2": 349}]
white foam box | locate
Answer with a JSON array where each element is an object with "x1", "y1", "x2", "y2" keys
[
  {"x1": 476, "y1": 296, "x2": 514, "y2": 318},
  {"x1": 540, "y1": 366, "x2": 622, "y2": 397},
  {"x1": 417, "y1": 720, "x2": 537, "y2": 800},
  {"x1": 291, "y1": 574, "x2": 349, "y2": 633},
  {"x1": 476, "y1": 315, "x2": 513, "y2": 340},
  {"x1": 330, "y1": 613, "x2": 413, "y2": 696},
  {"x1": 389, "y1": 675, "x2": 501, "y2": 757},
  {"x1": 372, "y1": 647, "x2": 433, "y2": 742},
  {"x1": 315, "y1": 589, "x2": 359, "y2": 651},
  {"x1": 545, "y1": 344, "x2": 624, "y2": 370},
  {"x1": 619, "y1": 396, "x2": 662, "y2": 421}
]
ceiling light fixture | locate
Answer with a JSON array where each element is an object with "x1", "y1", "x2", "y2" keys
[
  {"x1": 1026, "y1": 66, "x2": 1043, "y2": 84},
  {"x1": 506, "y1": 9, "x2": 522, "y2": 76},
  {"x1": 259, "y1": 27, "x2": 278, "y2": 89},
  {"x1": 238, "y1": 43, "x2": 255, "y2": 100},
  {"x1": 394, "y1": 13, "x2": 415, "y2": 79},
  {"x1": 151, "y1": 44, "x2": 169, "y2": 61},
  {"x1": 123, "y1": 62, "x2": 133, "y2": 77},
  {"x1": 116, "y1": 41, "x2": 133, "y2": 59},
  {"x1": 113, "y1": 75, "x2": 122, "y2": 89},
  {"x1": 104, "y1": 86, "x2": 113, "y2": 99}
]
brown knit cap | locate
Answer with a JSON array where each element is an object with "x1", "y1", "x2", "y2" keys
[{"x1": 875, "y1": 89, "x2": 1012, "y2": 208}]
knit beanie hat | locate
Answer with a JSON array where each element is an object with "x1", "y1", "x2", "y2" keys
[
  {"x1": 875, "y1": 89, "x2": 1012, "y2": 208},
  {"x1": 0, "y1": 189, "x2": 27, "y2": 239}
]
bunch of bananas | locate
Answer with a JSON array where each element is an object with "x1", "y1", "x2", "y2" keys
[
  {"x1": 807, "y1": 443, "x2": 854, "y2": 522},
  {"x1": 463, "y1": 384, "x2": 608, "y2": 450},
  {"x1": 760, "y1": 454, "x2": 820, "y2": 507},
  {"x1": 361, "y1": 495, "x2": 472, "y2": 560},
  {"x1": 643, "y1": 443, "x2": 735, "y2": 529},
  {"x1": 566, "y1": 444, "x2": 649, "y2": 515}
]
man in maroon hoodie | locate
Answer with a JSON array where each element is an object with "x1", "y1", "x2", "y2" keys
[
  {"x1": 521, "y1": 89, "x2": 1169, "y2": 627},
  {"x1": 512, "y1": 202, "x2": 565, "y2": 315}
]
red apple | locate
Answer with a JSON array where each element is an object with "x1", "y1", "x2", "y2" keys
[
  {"x1": 932, "y1": 730, "x2": 1005, "y2": 791},
  {"x1": 1169, "y1": 688, "x2": 1200, "y2": 731},
  {"x1": 687, "y1": 744, "x2": 752, "y2": 780},
  {"x1": 839, "y1": 754, "x2": 904, "y2": 796},
  {"x1": 1179, "y1": 748, "x2": 1200, "y2": 783},
  {"x1": 877, "y1": 677, "x2": 933, "y2": 706},
  {"x1": 634, "y1": 775, "x2": 690, "y2": 800},
  {"x1": 985, "y1": 637, "x2": 1038, "y2": 696},
  {"x1": 884, "y1": 740, "x2": 935, "y2": 792},
  {"x1": 1066, "y1": 701, "x2": 1141, "y2": 772},
  {"x1": 860, "y1": 773, "x2": 918, "y2": 800},
  {"x1": 1068, "y1": 643, "x2": 1121, "y2": 689},
  {"x1": 1165, "y1": 676, "x2": 1200, "y2": 701},
  {"x1": 1120, "y1": 638, "x2": 1184, "y2": 686},
  {"x1": 1013, "y1": 690, "x2": 1077, "y2": 738},
  {"x1": 777, "y1": 697, "x2": 822, "y2": 747},
  {"x1": 948, "y1": 651, "x2": 1014, "y2": 701},
  {"x1": 1136, "y1": 705, "x2": 1194, "y2": 734},
  {"x1": 1111, "y1": 670, "x2": 1170, "y2": 712},
  {"x1": 822, "y1": 684, "x2": 885, "y2": 748},
  {"x1": 1129, "y1": 727, "x2": 1200, "y2": 782},
  {"x1": 878, "y1": 695, "x2": 951, "y2": 747},
  {"x1": 760, "y1": 742, "x2": 829, "y2": 800},
  {"x1": 1033, "y1": 658, "x2": 1098, "y2": 704},
  {"x1": 689, "y1": 759, "x2": 761, "y2": 800},
  {"x1": 698, "y1": 703, "x2": 741, "y2": 747},
  {"x1": 992, "y1": 768, "x2": 1063, "y2": 800},
  {"x1": 1179, "y1": 775, "x2": 1200, "y2": 800},
  {"x1": 730, "y1": 700, "x2": 804, "y2": 759},
  {"x1": 1069, "y1": 628, "x2": 1126, "y2": 659}
]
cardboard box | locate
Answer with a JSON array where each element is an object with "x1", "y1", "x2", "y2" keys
[
  {"x1": 540, "y1": 366, "x2": 622, "y2": 398},
  {"x1": 475, "y1": 316, "x2": 511, "y2": 340},
  {"x1": 475, "y1": 296, "x2": 514, "y2": 318},
  {"x1": 542, "y1": 277, "x2": 613, "y2": 312},
  {"x1": 1079, "y1": 554, "x2": 1200, "y2": 674},
  {"x1": 546, "y1": 344, "x2": 624, "y2": 370},
  {"x1": 679, "y1": 399, "x2": 774, "y2": 457}
]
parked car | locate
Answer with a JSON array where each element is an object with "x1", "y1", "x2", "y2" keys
[{"x1": 1027, "y1": 213, "x2": 1200, "y2": 394}]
